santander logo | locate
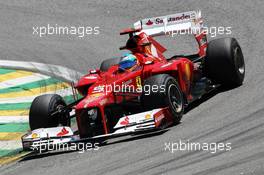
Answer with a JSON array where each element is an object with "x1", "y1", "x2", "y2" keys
[
  {"x1": 146, "y1": 19, "x2": 153, "y2": 26},
  {"x1": 57, "y1": 127, "x2": 69, "y2": 137},
  {"x1": 120, "y1": 116, "x2": 129, "y2": 125}
]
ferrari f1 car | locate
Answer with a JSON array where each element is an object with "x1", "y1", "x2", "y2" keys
[{"x1": 22, "y1": 10, "x2": 245, "y2": 151}]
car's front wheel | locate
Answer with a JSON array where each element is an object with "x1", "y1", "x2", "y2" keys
[
  {"x1": 29, "y1": 94, "x2": 70, "y2": 130},
  {"x1": 142, "y1": 74, "x2": 184, "y2": 124}
]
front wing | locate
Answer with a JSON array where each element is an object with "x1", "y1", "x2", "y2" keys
[{"x1": 22, "y1": 108, "x2": 173, "y2": 152}]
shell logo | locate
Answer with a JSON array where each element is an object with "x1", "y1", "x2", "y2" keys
[
  {"x1": 31, "y1": 133, "x2": 38, "y2": 139},
  {"x1": 145, "y1": 114, "x2": 151, "y2": 119},
  {"x1": 120, "y1": 116, "x2": 129, "y2": 126}
]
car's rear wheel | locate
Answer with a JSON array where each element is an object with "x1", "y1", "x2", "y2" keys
[
  {"x1": 204, "y1": 37, "x2": 245, "y2": 87},
  {"x1": 29, "y1": 94, "x2": 70, "y2": 130},
  {"x1": 142, "y1": 74, "x2": 184, "y2": 124}
]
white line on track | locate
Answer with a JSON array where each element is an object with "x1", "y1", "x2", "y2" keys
[
  {"x1": 0, "y1": 140, "x2": 22, "y2": 150},
  {"x1": 0, "y1": 60, "x2": 83, "y2": 83},
  {"x1": 0, "y1": 87, "x2": 74, "y2": 104},
  {"x1": 0, "y1": 110, "x2": 75, "y2": 123},
  {"x1": 0, "y1": 73, "x2": 50, "y2": 90},
  {"x1": 0, "y1": 116, "x2": 28, "y2": 123}
]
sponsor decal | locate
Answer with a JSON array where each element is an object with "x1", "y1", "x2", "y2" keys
[
  {"x1": 185, "y1": 63, "x2": 191, "y2": 81},
  {"x1": 57, "y1": 127, "x2": 69, "y2": 137},
  {"x1": 155, "y1": 18, "x2": 165, "y2": 25},
  {"x1": 146, "y1": 19, "x2": 154, "y2": 26},
  {"x1": 120, "y1": 116, "x2": 129, "y2": 126},
  {"x1": 91, "y1": 93, "x2": 104, "y2": 97},
  {"x1": 85, "y1": 76, "x2": 97, "y2": 80},
  {"x1": 167, "y1": 13, "x2": 191, "y2": 23},
  {"x1": 155, "y1": 113, "x2": 165, "y2": 123},
  {"x1": 31, "y1": 133, "x2": 38, "y2": 139},
  {"x1": 136, "y1": 76, "x2": 142, "y2": 88},
  {"x1": 145, "y1": 13, "x2": 193, "y2": 26},
  {"x1": 145, "y1": 114, "x2": 152, "y2": 120},
  {"x1": 93, "y1": 85, "x2": 104, "y2": 93}
]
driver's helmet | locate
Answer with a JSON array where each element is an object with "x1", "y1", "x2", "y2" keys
[{"x1": 119, "y1": 53, "x2": 137, "y2": 70}]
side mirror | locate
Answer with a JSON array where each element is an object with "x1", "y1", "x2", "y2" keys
[
  {"x1": 144, "y1": 60, "x2": 154, "y2": 65},
  {"x1": 89, "y1": 69, "x2": 100, "y2": 74}
]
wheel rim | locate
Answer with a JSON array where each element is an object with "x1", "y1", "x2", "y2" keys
[
  {"x1": 55, "y1": 104, "x2": 69, "y2": 126},
  {"x1": 234, "y1": 47, "x2": 245, "y2": 75},
  {"x1": 168, "y1": 84, "x2": 183, "y2": 113}
]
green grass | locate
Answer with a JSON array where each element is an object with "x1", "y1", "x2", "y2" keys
[
  {"x1": 0, "y1": 149, "x2": 22, "y2": 157},
  {"x1": 0, "y1": 69, "x2": 16, "y2": 75},
  {"x1": 0, "y1": 123, "x2": 29, "y2": 132}
]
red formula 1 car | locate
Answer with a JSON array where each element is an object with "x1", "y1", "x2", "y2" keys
[{"x1": 22, "y1": 11, "x2": 245, "y2": 151}]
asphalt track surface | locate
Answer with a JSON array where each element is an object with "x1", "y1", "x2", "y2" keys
[{"x1": 0, "y1": 0, "x2": 264, "y2": 174}]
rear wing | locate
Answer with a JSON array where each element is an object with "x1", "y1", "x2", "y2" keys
[{"x1": 133, "y1": 11, "x2": 203, "y2": 37}]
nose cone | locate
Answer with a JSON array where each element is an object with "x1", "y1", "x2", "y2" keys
[
  {"x1": 76, "y1": 82, "x2": 114, "y2": 110},
  {"x1": 75, "y1": 76, "x2": 122, "y2": 110},
  {"x1": 75, "y1": 92, "x2": 109, "y2": 110}
]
